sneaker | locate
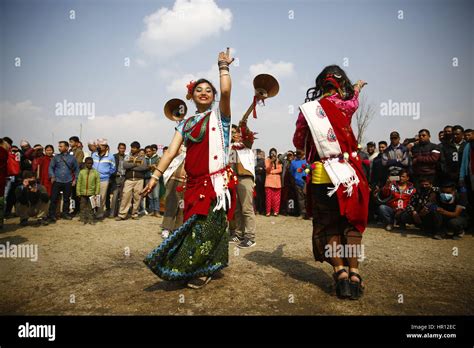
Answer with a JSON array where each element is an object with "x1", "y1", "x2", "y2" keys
[
  {"x1": 61, "y1": 214, "x2": 73, "y2": 220},
  {"x1": 237, "y1": 239, "x2": 256, "y2": 249},
  {"x1": 433, "y1": 234, "x2": 443, "y2": 240},
  {"x1": 131, "y1": 214, "x2": 139, "y2": 220},
  {"x1": 229, "y1": 234, "x2": 242, "y2": 244},
  {"x1": 40, "y1": 218, "x2": 49, "y2": 226},
  {"x1": 385, "y1": 224, "x2": 393, "y2": 231},
  {"x1": 161, "y1": 230, "x2": 170, "y2": 239},
  {"x1": 48, "y1": 217, "x2": 57, "y2": 224},
  {"x1": 115, "y1": 216, "x2": 126, "y2": 221},
  {"x1": 19, "y1": 219, "x2": 29, "y2": 227}
]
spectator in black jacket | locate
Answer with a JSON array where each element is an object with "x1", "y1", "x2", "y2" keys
[
  {"x1": 15, "y1": 171, "x2": 50, "y2": 226},
  {"x1": 431, "y1": 181, "x2": 468, "y2": 240},
  {"x1": 116, "y1": 141, "x2": 148, "y2": 220},
  {"x1": 369, "y1": 141, "x2": 388, "y2": 222},
  {"x1": 370, "y1": 141, "x2": 388, "y2": 189},
  {"x1": 411, "y1": 129, "x2": 441, "y2": 187},
  {"x1": 254, "y1": 149, "x2": 266, "y2": 215},
  {"x1": 440, "y1": 125, "x2": 466, "y2": 184},
  {"x1": 400, "y1": 177, "x2": 438, "y2": 234}
]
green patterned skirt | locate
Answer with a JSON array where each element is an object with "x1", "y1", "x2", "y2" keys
[{"x1": 143, "y1": 205, "x2": 228, "y2": 281}]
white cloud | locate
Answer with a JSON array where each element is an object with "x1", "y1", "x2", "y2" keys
[
  {"x1": 241, "y1": 59, "x2": 295, "y2": 87},
  {"x1": 248, "y1": 60, "x2": 295, "y2": 79},
  {"x1": 135, "y1": 58, "x2": 148, "y2": 67},
  {"x1": 1, "y1": 100, "x2": 42, "y2": 114},
  {"x1": 138, "y1": 0, "x2": 232, "y2": 59},
  {"x1": 166, "y1": 65, "x2": 219, "y2": 96}
]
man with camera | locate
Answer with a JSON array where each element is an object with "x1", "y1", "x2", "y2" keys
[{"x1": 15, "y1": 171, "x2": 50, "y2": 226}]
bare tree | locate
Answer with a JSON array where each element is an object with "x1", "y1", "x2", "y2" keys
[{"x1": 352, "y1": 95, "x2": 375, "y2": 145}]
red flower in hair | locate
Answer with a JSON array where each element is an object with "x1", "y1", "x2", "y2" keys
[{"x1": 186, "y1": 80, "x2": 196, "y2": 96}]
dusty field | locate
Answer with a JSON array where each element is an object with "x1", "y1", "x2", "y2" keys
[{"x1": 0, "y1": 214, "x2": 472, "y2": 316}]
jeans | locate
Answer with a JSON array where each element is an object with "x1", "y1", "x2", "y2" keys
[
  {"x1": 144, "y1": 178, "x2": 160, "y2": 213},
  {"x1": 377, "y1": 204, "x2": 395, "y2": 225}
]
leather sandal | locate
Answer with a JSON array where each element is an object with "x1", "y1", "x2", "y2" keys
[
  {"x1": 349, "y1": 272, "x2": 364, "y2": 300},
  {"x1": 333, "y1": 269, "x2": 351, "y2": 299}
]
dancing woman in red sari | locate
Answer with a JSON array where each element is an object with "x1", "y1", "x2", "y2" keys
[
  {"x1": 293, "y1": 65, "x2": 369, "y2": 299},
  {"x1": 141, "y1": 48, "x2": 236, "y2": 289}
]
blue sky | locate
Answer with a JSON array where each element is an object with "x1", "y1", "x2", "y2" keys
[{"x1": 1, "y1": 0, "x2": 473, "y2": 153}]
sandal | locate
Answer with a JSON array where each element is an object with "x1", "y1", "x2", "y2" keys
[
  {"x1": 349, "y1": 272, "x2": 364, "y2": 300},
  {"x1": 333, "y1": 269, "x2": 351, "y2": 299},
  {"x1": 187, "y1": 276, "x2": 212, "y2": 289}
]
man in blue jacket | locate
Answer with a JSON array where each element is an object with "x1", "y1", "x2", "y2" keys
[
  {"x1": 290, "y1": 150, "x2": 308, "y2": 218},
  {"x1": 48, "y1": 141, "x2": 80, "y2": 222},
  {"x1": 92, "y1": 139, "x2": 116, "y2": 219}
]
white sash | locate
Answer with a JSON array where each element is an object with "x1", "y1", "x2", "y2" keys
[
  {"x1": 208, "y1": 109, "x2": 231, "y2": 212},
  {"x1": 299, "y1": 100, "x2": 359, "y2": 197},
  {"x1": 163, "y1": 152, "x2": 186, "y2": 185},
  {"x1": 230, "y1": 145, "x2": 256, "y2": 179}
]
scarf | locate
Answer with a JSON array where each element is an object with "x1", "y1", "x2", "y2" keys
[
  {"x1": 208, "y1": 109, "x2": 231, "y2": 212},
  {"x1": 299, "y1": 100, "x2": 359, "y2": 197}
]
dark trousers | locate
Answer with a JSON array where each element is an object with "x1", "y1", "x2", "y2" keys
[
  {"x1": 400, "y1": 210, "x2": 467, "y2": 236},
  {"x1": 49, "y1": 181, "x2": 72, "y2": 218},
  {"x1": 71, "y1": 188, "x2": 80, "y2": 215},
  {"x1": 295, "y1": 184, "x2": 306, "y2": 216},
  {"x1": 255, "y1": 176, "x2": 266, "y2": 214}
]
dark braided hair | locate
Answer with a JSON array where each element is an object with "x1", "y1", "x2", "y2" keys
[{"x1": 305, "y1": 65, "x2": 355, "y2": 102}]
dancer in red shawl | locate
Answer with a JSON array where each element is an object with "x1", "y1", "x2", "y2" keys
[
  {"x1": 293, "y1": 65, "x2": 369, "y2": 299},
  {"x1": 141, "y1": 48, "x2": 237, "y2": 289}
]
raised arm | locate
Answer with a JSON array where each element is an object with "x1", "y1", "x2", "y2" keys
[{"x1": 218, "y1": 47, "x2": 234, "y2": 117}]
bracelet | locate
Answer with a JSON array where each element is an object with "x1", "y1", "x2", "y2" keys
[
  {"x1": 219, "y1": 66, "x2": 229, "y2": 71},
  {"x1": 151, "y1": 174, "x2": 160, "y2": 180},
  {"x1": 220, "y1": 72, "x2": 230, "y2": 77}
]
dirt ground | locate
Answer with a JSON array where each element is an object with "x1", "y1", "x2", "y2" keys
[{"x1": 0, "y1": 213, "x2": 472, "y2": 316}]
